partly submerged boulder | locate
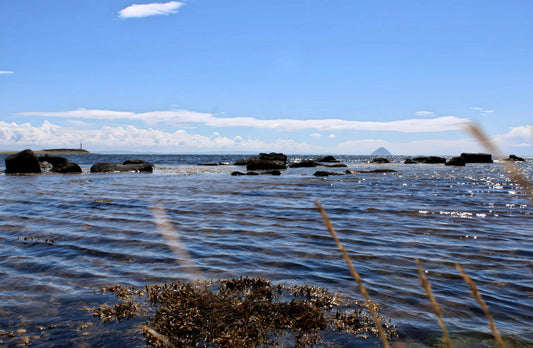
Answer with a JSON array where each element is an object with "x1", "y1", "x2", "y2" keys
[
  {"x1": 313, "y1": 171, "x2": 344, "y2": 177},
  {"x1": 460, "y1": 153, "x2": 493, "y2": 163},
  {"x1": 316, "y1": 155, "x2": 339, "y2": 163},
  {"x1": 5, "y1": 149, "x2": 41, "y2": 174},
  {"x1": 413, "y1": 156, "x2": 446, "y2": 164},
  {"x1": 370, "y1": 157, "x2": 390, "y2": 164},
  {"x1": 445, "y1": 156, "x2": 466, "y2": 166},
  {"x1": 289, "y1": 160, "x2": 319, "y2": 168},
  {"x1": 403, "y1": 158, "x2": 417, "y2": 164},
  {"x1": 246, "y1": 153, "x2": 287, "y2": 170},
  {"x1": 504, "y1": 154, "x2": 525, "y2": 162},
  {"x1": 91, "y1": 162, "x2": 153, "y2": 173},
  {"x1": 39, "y1": 154, "x2": 82, "y2": 173}
]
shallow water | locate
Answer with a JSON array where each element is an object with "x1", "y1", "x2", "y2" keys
[{"x1": 0, "y1": 154, "x2": 532, "y2": 347}]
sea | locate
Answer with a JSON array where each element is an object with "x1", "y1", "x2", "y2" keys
[{"x1": 0, "y1": 154, "x2": 531, "y2": 347}]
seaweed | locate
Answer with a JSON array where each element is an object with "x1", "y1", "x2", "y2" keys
[{"x1": 93, "y1": 277, "x2": 397, "y2": 347}]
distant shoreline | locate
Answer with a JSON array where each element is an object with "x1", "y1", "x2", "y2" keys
[{"x1": 0, "y1": 149, "x2": 91, "y2": 155}]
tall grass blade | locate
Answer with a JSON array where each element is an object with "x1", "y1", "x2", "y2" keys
[
  {"x1": 456, "y1": 264, "x2": 506, "y2": 348},
  {"x1": 416, "y1": 259, "x2": 452, "y2": 348},
  {"x1": 314, "y1": 199, "x2": 390, "y2": 348},
  {"x1": 464, "y1": 122, "x2": 533, "y2": 201}
]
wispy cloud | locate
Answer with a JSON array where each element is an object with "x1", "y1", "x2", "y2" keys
[
  {"x1": 118, "y1": 1, "x2": 184, "y2": 19},
  {"x1": 0, "y1": 71, "x2": 14, "y2": 74},
  {"x1": 415, "y1": 110, "x2": 435, "y2": 117},
  {"x1": 19, "y1": 108, "x2": 469, "y2": 133}
]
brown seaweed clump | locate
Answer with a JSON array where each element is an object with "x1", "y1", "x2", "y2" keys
[{"x1": 92, "y1": 277, "x2": 396, "y2": 347}]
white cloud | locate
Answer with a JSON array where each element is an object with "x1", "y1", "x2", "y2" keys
[
  {"x1": 118, "y1": 1, "x2": 184, "y2": 18},
  {"x1": 0, "y1": 121, "x2": 320, "y2": 153},
  {"x1": 492, "y1": 125, "x2": 533, "y2": 151},
  {"x1": 328, "y1": 134, "x2": 336, "y2": 139},
  {"x1": 0, "y1": 71, "x2": 14, "y2": 74},
  {"x1": 415, "y1": 110, "x2": 435, "y2": 117},
  {"x1": 310, "y1": 133, "x2": 321, "y2": 138},
  {"x1": 19, "y1": 108, "x2": 469, "y2": 133}
]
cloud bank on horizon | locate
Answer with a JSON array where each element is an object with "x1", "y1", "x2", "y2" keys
[{"x1": 1, "y1": 108, "x2": 531, "y2": 155}]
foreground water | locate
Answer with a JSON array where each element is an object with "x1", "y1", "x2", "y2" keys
[{"x1": 0, "y1": 154, "x2": 531, "y2": 347}]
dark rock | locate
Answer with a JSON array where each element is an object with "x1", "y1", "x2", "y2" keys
[
  {"x1": 370, "y1": 158, "x2": 390, "y2": 164},
  {"x1": 234, "y1": 158, "x2": 249, "y2": 166},
  {"x1": 326, "y1": 163, "x2": 347, "y2": 168},
  {"x1": 259, "y1": 152, "x2": 287, "y2": 162},
  {"x1": 345, "y1": 169, "x2": 356, "y2": 174},
  {"x1": 38, "y1": 154, "x2": 82, "y2": 173},
  {"x1": 123, "y1": 159, "x2": 155, "y2": 168},
  {"x1": 445, "y1": 156, "x2": 466, "y2": 166},
  {"x1": 460, "y1": 153, "x2": 493, "y2": 163},
  {"x1": 247, "y1": 171, "x2": 259, "y2": 175},
  {"x1": 289, "y1": 160, "x2": 318, "y2": 168},
  {"x1": 39, "y1": 154, "x2": 69, "y2": 166},
  {"x1": 504, "y1": 154, "x2": 525, "y2": 162},
  {"x1": 246, "y1": 157, "x2": 287, "y2": 170},
  {"x1": 357, "y1": 169, "x2": 397, "y2": 173},
  {"x1": 313, "y1": 171, "x2": 344, "y2": 177},
  {"x1": 316, "y1": 155, "x2": 339, "y2": 163},
  {"x1": 91, "y1": 162, "x2": 153, "y2": 173},
  {"x1": 231, "y1": 171, "x2": 246, "y2": 176},
  {"x1": 413, "y1": 156, "x2": 446, "y2": 164},
  {"x1": 91, "y1": 163, "x2": 120, "y2": 173},
  {"x1": 266, "y1": 170, "x2": 281, "y2": 176},
  {"x1": 5, "y1": 149, "x2": 41, "y2": 174},
  {"x1": 52, "y1": 161, "x2": 82, "y2": 173},
  {"x1": 199, "y1": 163, "x2": 219, "y2": 166},
  {"x1": 404, "y1": 158, "x2": 417, "y2": 164}
]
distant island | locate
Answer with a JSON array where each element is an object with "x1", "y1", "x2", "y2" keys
[
  {"x1": 0, "y1": 148, "x2": 90, "y2": 155},
  {"x1": 371, "y1": 147, "x2": 392, "y2": 156}
]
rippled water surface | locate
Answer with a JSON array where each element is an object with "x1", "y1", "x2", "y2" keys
[{"x1": 0, "y1": 154, "x2": 532, "y2": 347}]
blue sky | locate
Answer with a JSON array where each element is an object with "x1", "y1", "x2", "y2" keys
[{"x1": 1, "y1": 0, "x2": 531, "y2": 154}]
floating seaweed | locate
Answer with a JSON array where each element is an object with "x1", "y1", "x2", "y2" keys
[{"x1": 93, "y1": 277, "x2": 397, "y2": 347}]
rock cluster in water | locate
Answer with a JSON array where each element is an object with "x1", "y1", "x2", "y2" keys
[{"x1": 3, "y1": 149, "x2": 154, "y2": 175}]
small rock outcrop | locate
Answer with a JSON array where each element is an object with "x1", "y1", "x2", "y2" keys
[
  {"x1": 460, "y1": 153, "x2": 493, "y2": 163},
  {"x1": 445, "y1": 156, "x2": 466, "y2": 166},
  {"x1": 504, "y1": 154, "x2": 525, "y2": 162},
  {"x1": 325, "y1": 163, "x2": 347, "y2": 168},
  {"x1": 316, "y1": 155, "x2": 339, "y2": 163},
  {"x1": 413, "y1": 156, "x2": 446, "y2": 164},
  {"x1": 313, "y1": 171, "x2": 344, "y2": 177},
  {"x1": 39, "y1": 154, "x2": 82, "y2": 173},
  {"x1": 370, "y1": 158, "x2": 390, "y2": 164},
  {"x1": 246, "y1": 153, "x2": 287, "y2": 170},
  {"x1": 403, "y1": 158, "x2": 417, "y2": 164},
  {"x1": 90, "y1": 160, "x2": 154, "y2": 173},
  {"x1": 357, "y1": 169, "x2": 397, "y2": 173},
  {"x1": 5, "y1": 149, "x2": 41, "y2": 174},
  {"x1": 289, "y1": 160, "x2": 319, "y2": 168}
]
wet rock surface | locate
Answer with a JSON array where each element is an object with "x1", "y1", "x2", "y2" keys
[{"x1": 5, "y1": 149, "x2": 41, "y2": 174}]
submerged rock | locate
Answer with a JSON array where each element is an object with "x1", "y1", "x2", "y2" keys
[
  {"x1": 5, "y1": 149, "x2": 41, "y2": 174},
  {"x1": 370, "y1": 157, "x2": 390, "y2": 164},
  {"x1": 39, "y1": 154, "x2": 82, "y2": 173},
  {"x1": 460, "y1": 153, "x2": 493, "y2": 163},
  {"x1": 316, "y1": 155, "x2": 339, "y2": 163},
  {"x1": 313, "y1": 171, "x2": 344, "y2": 177},
  {"x1": 246, "y1": 153, "x2": 287, "y2": 170},
  {"x1": 90, "y1": 162, "x2": 153, "y2": 173},
  {"x1": 289, "y1": 160, "x2": 319, "y2": 168},
  {"x1": 413, "y1": 156, "x2": 446, "y2": 164},
  {"x1": 504, "y1": 154, "x2": 525, "y2": 162},
  {"x1": 445, "y1": 156, "x2": 466, "y2": 166}
]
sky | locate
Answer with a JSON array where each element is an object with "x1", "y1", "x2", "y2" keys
[{"x1": 0, "y1": 0, "x2": 532, "y2": 155}]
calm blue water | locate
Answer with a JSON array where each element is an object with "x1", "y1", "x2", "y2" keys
[{"x1": 0, "y1": 154, "x2": 531, "y2": 347}]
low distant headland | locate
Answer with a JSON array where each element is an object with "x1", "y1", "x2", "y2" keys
[{"x1": 1, "y1": 148, "x2": 90, "y2": 155}]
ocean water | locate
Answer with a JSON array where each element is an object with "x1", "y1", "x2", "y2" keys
[{"x1": 0, "y1": 154, "x2": 531, "y2": 347}]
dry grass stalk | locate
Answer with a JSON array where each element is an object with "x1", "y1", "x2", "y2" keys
[
  {"x1": 464, "y1": 122, "x2": 533, "y2": 201},
  {"x1": 314, "y1": 199, "x2": 391, "y2": 348},
  {"x1": 456, "y1": 264, "x2": 506, "y2": 348},
  {"x1": 415, "y1": 259, "x2": 452, "y2": 348}
]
